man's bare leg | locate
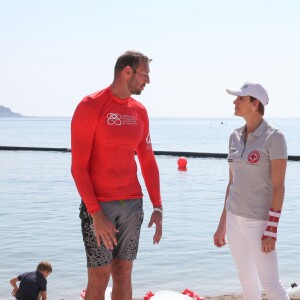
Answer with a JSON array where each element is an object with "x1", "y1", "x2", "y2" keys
[
  {"x1": 84, "y1": 265, "x2": 111, "y2": 300},
  {"x1": 111, "y1": 258, "x2": 133, "y2": 300}
]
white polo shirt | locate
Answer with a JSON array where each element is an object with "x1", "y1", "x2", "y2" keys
[{"x1": 226, "y1": 119, "x2": 287, "y2": 221}]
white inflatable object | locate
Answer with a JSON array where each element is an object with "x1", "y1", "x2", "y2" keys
[
  {"x1": 286, "y1": 283, "x2": 300, "y2": 300},
  {"x1": 150, "y1": 290, "x2": 193, "y2": 300}
]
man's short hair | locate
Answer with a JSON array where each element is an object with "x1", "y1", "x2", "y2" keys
[
  {"x1": 114, "y1": 50, "x2": 152, "y2": 78},
  {"x1": 37, "y1": 261, "x2": 52, "y2": 273}
]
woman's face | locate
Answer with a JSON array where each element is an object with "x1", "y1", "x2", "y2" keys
[{"x1": 233, "y1": 96, "x2": 254, "y2": 117}]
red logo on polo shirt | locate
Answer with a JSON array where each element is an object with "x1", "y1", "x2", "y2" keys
[{"x1": 248, "y1": 150, "x2": 260, "y2": 163}]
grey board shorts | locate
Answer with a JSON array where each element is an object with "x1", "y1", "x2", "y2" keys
[{"x1": 79, "y1": 199, "x2": 144, "y2": 268}]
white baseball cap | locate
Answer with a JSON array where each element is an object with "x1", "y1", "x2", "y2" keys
[{"x1": 226, "y1": 82, "x2": 269, "y2": 106}]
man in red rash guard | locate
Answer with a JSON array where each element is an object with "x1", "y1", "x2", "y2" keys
[{"x1": 71, "y1": 50, "x2": 163, "y2": 300}]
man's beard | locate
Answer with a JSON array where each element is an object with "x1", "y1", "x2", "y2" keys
[
  {"x1": 128, "y1": 84, "x2": 143, "y2": 95},
  {"x1": 130, "y1": 88, "x2": 142, "y2": 95},
  {"x1": 128, "y1": 77, "x2": 144, "y2": 95}
]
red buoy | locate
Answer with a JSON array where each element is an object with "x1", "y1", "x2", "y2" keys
[{"x1": 177, "y1": 157, "x2": 187, "y2": 171}]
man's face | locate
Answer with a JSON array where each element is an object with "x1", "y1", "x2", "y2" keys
[{"x1": 127, "y1": 60, "x2": 150, "y2": 95}]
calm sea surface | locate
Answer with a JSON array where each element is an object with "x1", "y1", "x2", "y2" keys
[{"x1": 0, "y1": 117, "x2": 299, "y2": 299}]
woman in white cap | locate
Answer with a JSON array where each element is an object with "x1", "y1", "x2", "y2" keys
[{"x1": 214, "y1": 82, "x2": 289, "y2": 299}]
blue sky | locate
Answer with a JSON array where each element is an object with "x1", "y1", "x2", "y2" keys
[{"x1": 1, "y1": 0, "x2": 300, "y2": 118}]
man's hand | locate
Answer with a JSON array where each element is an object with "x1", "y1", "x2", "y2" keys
[
  {"x1": 148, "y1": 210, "x2": 163, "y2": 244},
  {"x1": 91, "y1": 210, "x2": 119, "y2": 250}
]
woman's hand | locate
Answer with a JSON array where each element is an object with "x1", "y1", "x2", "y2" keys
[
  {"x1": 262, "y1": 236, "x2": 276, "y2": 253},
  {"x1": 214, "y1": 224, "x2": 227, "y2": 247}
]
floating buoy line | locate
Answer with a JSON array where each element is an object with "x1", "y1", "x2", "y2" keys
[{"x1": 0, "y1": 146, "x2": 299, "y2": 161}]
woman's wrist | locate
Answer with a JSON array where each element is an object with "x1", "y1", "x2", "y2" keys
[{"x1": 262, "y1": 208, "x2": 281, "y2": 240}]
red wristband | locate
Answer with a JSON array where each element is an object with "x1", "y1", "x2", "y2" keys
[{"x1": 262, "y1": 208, "x2": 281, "y2": 240}]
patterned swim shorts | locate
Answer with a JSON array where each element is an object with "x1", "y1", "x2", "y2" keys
[{"x1": 79, "y1": 199, "x2": 144, "y2": 268}]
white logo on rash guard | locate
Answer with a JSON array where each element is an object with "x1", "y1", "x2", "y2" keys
[
  {"x1": 107, "y1": 113, "x2": 122, "y2": 125},
  {"x1": 107, "y1": 113, "x2": 137, "y2": 126},
  {"x1": 146, "y1": 133, "x2": 152, "y2": 145}
]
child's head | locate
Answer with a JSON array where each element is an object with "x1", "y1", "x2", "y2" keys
[{"x1": 36, "y1": 261, "x2": 52, "y2": 277}]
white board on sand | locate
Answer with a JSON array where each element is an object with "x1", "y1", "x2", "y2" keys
[
  {"x1": 149, "y1": 290, "x2": 193, "y2": 300},
  {"x1": 286, "y1": 283, "x2": 300, "y2": 300}
]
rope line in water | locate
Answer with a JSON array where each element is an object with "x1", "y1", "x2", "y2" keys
[
  {"x1": 1, "y1": 146, "x2": 299, "y2": 161},
  {"x1": 0, "y1": 146, "x2": 70, "y2": 152}
]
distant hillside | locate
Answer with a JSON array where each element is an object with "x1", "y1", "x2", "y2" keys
[{"x1": 0, "y1": 105, "x2": 23, "y2": 117}]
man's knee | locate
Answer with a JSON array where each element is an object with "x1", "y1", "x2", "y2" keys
[
  {"x1": 88, "y1": 265, "x2": 111, "y2": 285},
  {"x1": 112, "y1": 259, "x2": 133, "y2": 283}
]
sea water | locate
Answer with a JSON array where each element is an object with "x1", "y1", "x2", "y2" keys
[{"x1": 0, "y1": 117, "x2": 299, "y2": 299}]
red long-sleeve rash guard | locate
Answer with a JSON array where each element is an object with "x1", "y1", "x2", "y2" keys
[{"x1": 71, "y1": 87, "x2": 162, "y2": 214}]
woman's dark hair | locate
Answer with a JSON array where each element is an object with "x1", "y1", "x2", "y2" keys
[
  {"x1": 114, "y1": 50, "x2": 152, "y2": 78},
  {"x1": 250, "y1": 96, "x2": 265, "y2": 115}
]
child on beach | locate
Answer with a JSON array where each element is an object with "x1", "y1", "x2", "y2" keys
[{"x1": 10, "y1": 261, "x2": 52, "y2": 300}]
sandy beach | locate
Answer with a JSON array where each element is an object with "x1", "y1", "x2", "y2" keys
[
  {"x1": 203, "y1": 296, "x2": 244, "y2": 300},
  {"x1": 133, "y1": 297, "x2": 245, "y2": 300},
  {"x1": 201, "y1": 295, "x2": 267, "y2": 300},
  {"x1": 133, "y1": 293, "x2": 268, "y2": 300}
]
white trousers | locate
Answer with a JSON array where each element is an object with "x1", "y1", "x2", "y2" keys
[{"x1": 226, "y1": 211, "x2": 289, "y2": 300}]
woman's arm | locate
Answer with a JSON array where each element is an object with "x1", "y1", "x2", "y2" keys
[
  {"x1": 270, "y1": 159, "x2": 287, "y2": 211},
  {"x1": 261, "y1": 158, "x2": 287, "y2": 252},
  {"x1": 213, "y1": 169, "x2": 233, "y2": 247}
]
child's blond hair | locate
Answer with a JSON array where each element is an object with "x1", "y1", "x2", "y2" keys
[{"x1": 36, "y1": 261, "x2": 52, "y2": 273}]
